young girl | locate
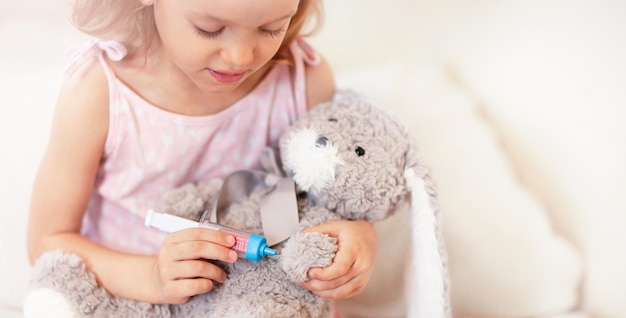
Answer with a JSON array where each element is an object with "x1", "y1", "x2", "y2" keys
[{"x1": 27, "y1": 0, "x2": 377, "y2": 307}]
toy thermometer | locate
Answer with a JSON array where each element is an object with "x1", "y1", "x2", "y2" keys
[{"x1": 145, "y1": 209, "x2": 277, "y2": 262}]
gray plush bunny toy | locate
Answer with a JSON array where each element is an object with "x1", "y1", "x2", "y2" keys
[{"x1": 25, "y1": 90, "x2": 450, "y2": 318}]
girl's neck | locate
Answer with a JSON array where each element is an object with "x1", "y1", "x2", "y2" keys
[{"x1": 108, "y1": 42, "x2": 271, "y2": 117}]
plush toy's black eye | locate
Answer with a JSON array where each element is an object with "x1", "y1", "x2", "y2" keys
[
  {"x1": 328, "y1": 118, "x2": 337, "y2": 122},
  {"x1": 355, "y1": 146, "x2": 365, "y2": 157}
]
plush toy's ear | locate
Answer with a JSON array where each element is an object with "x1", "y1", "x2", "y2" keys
[{"x1": 404, "y1": 156, "x2": 451, "y2": 317}]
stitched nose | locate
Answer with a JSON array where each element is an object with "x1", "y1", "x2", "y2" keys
[{"x1": 315, "y1": 137, "x2": 329, "y2": 148}]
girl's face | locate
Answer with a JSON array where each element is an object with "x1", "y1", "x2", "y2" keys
[{"x1": 152, "y1": 0, "x2": 300, "y2": 93}]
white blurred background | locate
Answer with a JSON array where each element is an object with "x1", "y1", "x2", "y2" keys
[{"x1": 1, "y1": 1, "x2": 625, "y2": 317}]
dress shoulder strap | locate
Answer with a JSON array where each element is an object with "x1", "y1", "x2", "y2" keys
[
  {"x1": 288, "y1": 38, "x2": 321, "y2": 115},
  {"x1": 62, "y1": 38, "x2": 127, "y2": 77},
  {"x1": 291, "y1": 38, "x2": 321, "y2": 67}
]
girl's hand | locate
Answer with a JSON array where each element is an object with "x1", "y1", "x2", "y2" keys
[
  {"x1": 298, "y1": 220, "x2": 378, "y2": 299},
  {"x1": 152, "y1": 228, "x2": 238, "y2": 304}
]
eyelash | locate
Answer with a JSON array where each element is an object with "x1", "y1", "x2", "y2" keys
[
  {"x1": 194, "y1": 26, "x2": 286, "y2": 39},
  {"x1": 195, "y1": 27, "x2": 222, "y2": 39},
  {"x1": 263, "y1": 26, "x2": 286, "y2": 38}
]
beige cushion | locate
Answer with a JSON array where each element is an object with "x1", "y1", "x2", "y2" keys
[
  {"x1": 332, "y1": 59, "x2": 583, "y2": 317},
  {"x1": 437, "y1": 1, "x2": 626, "y2": 315}
]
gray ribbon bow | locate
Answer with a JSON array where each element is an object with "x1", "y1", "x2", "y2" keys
[{"x1": 205, "y1": 150, "x2": 300, "y2": 246}]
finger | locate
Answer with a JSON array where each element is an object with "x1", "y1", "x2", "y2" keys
[
  {"x1": 170, "y1": 240, "x2": 238, "y2": 263},
  {"x1": 310, "y1": 276, "x2": 364, "y2": 300},
  {"x1": 161, "y1": 277, "x2": 216, "y2": 304},
  {"x1": 299, "y1": 273, "x2": 351, "y2": 292},
  {"x1": 165, "y1": 228, "x2": 235, "y2": 247},
  {"x1": 170, "y1": 260, "x2": 228, "y2": 283},
  {"x1": 302, "y1": 220, "x2": 342, "y2": 236},
  {"x1": 308, "y1": 248, "x2": 355, "y2": 281},
  {"x1": 156, "y1": 258, "x2": 226, "y2": 283}
]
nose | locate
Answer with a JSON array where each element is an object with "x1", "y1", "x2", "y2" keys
[{"x1": 220, "y1": 41, "x2": 254, "y2": 67}]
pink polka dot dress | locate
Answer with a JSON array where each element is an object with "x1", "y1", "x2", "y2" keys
[{"x1": 62, "y1": 38, "x2": 320, "y2": 254}]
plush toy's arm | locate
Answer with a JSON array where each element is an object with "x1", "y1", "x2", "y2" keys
[
  {"x1": 279, "y1": 231, "x2": 337, "y2": 282},
  {"x1": 159, "y1": 179, "x2": 224, "y2": 221},
  {"x1": 279, "y1": 206, "x2": 342, "y2": 282}
]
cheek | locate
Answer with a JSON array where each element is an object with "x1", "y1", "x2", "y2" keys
[
  {"x1": 167, "y1": 32, "x2": 215, "y2": 70},
  {"x1": 154, "y1": 8, "x2": 209, "y2": 67},
  {"x1": 253, "y1": 38, "x2": 285, "y2": 63},
  {"x1": 175, "y1": 39, "x2": 212, "y2": 66}
]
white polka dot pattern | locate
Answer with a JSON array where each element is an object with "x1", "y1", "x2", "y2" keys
[{"x1": 72, "y1": 38, "x2": 317, "y2": 255}]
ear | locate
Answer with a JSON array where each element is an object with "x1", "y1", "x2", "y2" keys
[{"x1": 404, "y1": 167, "x2": 450, "y2": 317}]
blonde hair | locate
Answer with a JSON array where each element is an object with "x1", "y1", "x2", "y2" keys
[{"x1": 70, "y1": 0, "x2": 323, "y2": 58}]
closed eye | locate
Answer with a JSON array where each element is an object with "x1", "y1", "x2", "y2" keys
[
  {"x1": 195, "y1": 27, "x2": 223, "y2": 39},
  {"x1": 261, "y1": 26, "x2": 286, "y2": 38}
]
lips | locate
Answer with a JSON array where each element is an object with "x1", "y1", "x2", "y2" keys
[{"x1": 209, "y1": 69, "x2": 245, "y2": 83}]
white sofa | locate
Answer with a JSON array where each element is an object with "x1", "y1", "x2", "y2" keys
[{"x1": 2, "y1": 1, "x2": 625, "y2": 317}]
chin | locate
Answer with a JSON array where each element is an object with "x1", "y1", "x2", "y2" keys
[{"x1": 195, "y1": 77, "x2": 242, "y2": 94}]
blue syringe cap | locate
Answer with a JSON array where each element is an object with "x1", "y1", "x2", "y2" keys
[{"x1": 246, "y1": 233, "x2": 277, "y2": 262}]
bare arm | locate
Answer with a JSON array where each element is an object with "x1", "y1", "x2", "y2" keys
[
  {"x1": 26, "y1": 60, "x2": 235, "y2": 304},
  {"x1": 26, "y1": 59, "x2": 160, "y2": 301}
]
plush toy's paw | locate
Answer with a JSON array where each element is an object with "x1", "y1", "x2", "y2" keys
[
  {"x1": 23, "y1": 287, "x2": 76, "y2": 318},
  {"x1": 28, "y1": 250, "x2": 111, "y2": 316},
  {"x1": 197, "y1": 178, "x2": 224, "y2": 210},
  {"x1": 280, "y1": 232, "x2": 338, "y2": 282},
  {"x1": 28, "y1": 250, "x2": 172, "y2": 318}
]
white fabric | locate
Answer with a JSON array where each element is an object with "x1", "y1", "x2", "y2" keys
[
  {"x1": 432, "y1": 2, "x2": 626, "y2": 315},
  {"x1": 405, "y1": 171, "x2": 445, "y2": 318},
  {"x1": 23, "y1": 288, "x2": 75, "y2": 318}
]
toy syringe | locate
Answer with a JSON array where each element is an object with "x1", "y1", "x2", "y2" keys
[{"x1": 145, "y1": 209, "x2": 277, "y2": 262}]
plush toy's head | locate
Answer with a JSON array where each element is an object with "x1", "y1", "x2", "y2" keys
[
  {"x1": 279, "y1": 91, "x2": 420, "y2": 222},
  {"x1": 281, "y1": 90, "x2": 449, "y2": 317}
]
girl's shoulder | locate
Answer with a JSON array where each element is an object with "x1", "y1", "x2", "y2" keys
[
  {"x1": 59, "y1": 39, "x2": 126, "y2": 109},
  {"x1": 55, "y1": 41, "x2": 111, "y2": 142},
  {"x1": 62, "y1": 39, "x2": 127, "y2": 79},
  {"x1": 59, "y1": 47, "x2": 109, "y2": 114},
  {"x1": 293, "y1": 39, "x2": 335, "y2": 109}
]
